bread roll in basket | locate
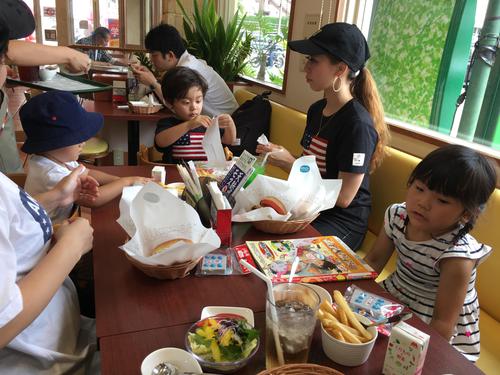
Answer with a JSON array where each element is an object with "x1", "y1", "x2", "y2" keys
[{"x1": 124, "y1": 238, "x2": 200, "y2": 280}]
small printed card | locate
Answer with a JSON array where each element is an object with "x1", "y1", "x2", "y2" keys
[{"x1": 218, "y1": 150, "x2": 257, "y2": 198}]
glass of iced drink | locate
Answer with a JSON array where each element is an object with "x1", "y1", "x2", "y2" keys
[{"x1": 265, "y1": 283, "x2": 320, "y2": 369}]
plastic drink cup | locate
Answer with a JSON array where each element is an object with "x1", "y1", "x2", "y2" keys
[
  {"x1": 265, "y1": 283, "x2": 320, "y2": 369},
  {"x1": 243, "y1": 164, "x2": 266, "y2": 188}
]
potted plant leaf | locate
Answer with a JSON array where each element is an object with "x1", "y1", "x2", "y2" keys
[{"x1": 176, "y1": 0, "x2": 253, "y2": 82}]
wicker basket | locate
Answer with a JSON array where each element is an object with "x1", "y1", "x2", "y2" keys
[
  {"x1": 252, "y1": 214, "x2": 319, "y2": 234},
  {"x1": 128, "y1": 102, "x2": 163, "y2": 114},
  {"x1": 257, "y1": 364, "x2": 343, "y2": 375},
  {"x1": 125, "y1": 253, "x2": 200, "y2": 280}
]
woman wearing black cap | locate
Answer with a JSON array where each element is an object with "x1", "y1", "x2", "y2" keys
[
  {"x1": 0, "y1": 2, "x2": 99, "y2": 373},
  {"x1": 257, "y1": 23, "x2": 389, "y2": 251}
]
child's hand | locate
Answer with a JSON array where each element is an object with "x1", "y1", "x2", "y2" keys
[
  {"x1": 217, "y1": 114, "x2": 235, "y2": 129},
  {"x1": 53, "y1": 217, "x2": 94, "y2": 257},
  {"x1": 54, "y1": 165, "x2": 99, "y2": 207},
  {"x1": 188, "y1": 115, "x2": 212, "y2": 129},
  {"x1": 122, "y1": 176, "x2": 152, "y2": 186}
]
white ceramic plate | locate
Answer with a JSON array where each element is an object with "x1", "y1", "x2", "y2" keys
[
  {"x1": 201, "y1": 306, "x2": 255, "y2": 326},
  {"x1": 301, "y1": 283, "x2": 333, "y2": 304},
  {"x1": 140, "y1": 347, "x2": 201, "y2": 375}
]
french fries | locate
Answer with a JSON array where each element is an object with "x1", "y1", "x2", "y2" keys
[{"x1": 317, "y1": 289, "x2": 373, "y2": 344}]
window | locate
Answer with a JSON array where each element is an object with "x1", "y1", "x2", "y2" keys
[
  {"x1": 237, "y1": 0, "x2": 294, "y2": 91},
  {"x1": 20, "y1": 0, "x2": 57, "y2": 45},
  {"x1": 366, "y1": 0, "x2": 498, "y2": 153}
]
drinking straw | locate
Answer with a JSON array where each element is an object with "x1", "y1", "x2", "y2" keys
[
  {"x1": 239, "y1": 260, "x2": 285, "y2": 366},
  {"x1": 288, "y1": 256, "x2": 300, "y2": 283}
]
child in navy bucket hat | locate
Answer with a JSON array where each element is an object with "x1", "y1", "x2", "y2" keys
[{"x1": 22, "y1": 90, "x2": 150, "y2": 223}]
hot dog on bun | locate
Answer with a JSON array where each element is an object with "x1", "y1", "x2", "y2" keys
[
  {"x1": 259, "y1": 196, "x2": 287, "y2": 215},
  {"x1": 152, "y1": 238, "x2": 193, "y2": 256}
]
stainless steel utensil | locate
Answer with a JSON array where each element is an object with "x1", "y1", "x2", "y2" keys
[
  {"x1": 361, "y1": 312, "x2": 413, "y2": 329},
  {"x1": 151, "y1": 362, "x2": 221, "y2": 375}
]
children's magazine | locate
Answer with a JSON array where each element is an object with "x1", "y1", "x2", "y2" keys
[{"x1": 238, "y1": 236, "x2": 377, "y2": 283}]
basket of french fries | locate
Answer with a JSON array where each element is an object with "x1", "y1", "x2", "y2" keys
[
  {"x1": 257, "y1": 364, "x2": 344, "y2": 375},
  {"x1": 318, "y1": 290, "x2": 378, "y2": 367}
]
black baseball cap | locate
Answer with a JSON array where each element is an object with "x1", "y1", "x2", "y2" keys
[
  {"x1": 289, "y1": 22, "x2": 370, "y2": 72},
  {"x1": 0, "y1": 0, "x2": 36, "y2": 40}
]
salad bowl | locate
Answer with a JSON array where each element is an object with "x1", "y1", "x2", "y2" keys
[{"x1": 185, "y1": 313, "x2": 260, "y2": 373}]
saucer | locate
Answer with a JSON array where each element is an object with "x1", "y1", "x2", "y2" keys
[{"x1": 141, "y1": 347, "x2": 201, "y2": 375}]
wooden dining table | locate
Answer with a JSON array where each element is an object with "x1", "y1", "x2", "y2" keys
[
  {"x1": 91, "y1": 165, "x2": 483, "y2": 375},
  {"x1": 82, "y1": 101, "x2": 172, "y2": 165}
]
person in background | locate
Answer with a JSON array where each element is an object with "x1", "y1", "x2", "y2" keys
[
  {"x1": 132, "y1": 23, "x2": 238, "y2": 117},
  {"x1": 0, "y1": 5, "x2": 100, "y2": 373},
  {"x1": 76, "y1": 26, "x2": 126, "y2": 66},
  {"x1": 155, "y1": 66, "x2": 236, "y2": 163},
  {"x1": 22, "y1": 90, "x2": 150, "y2": 223},
  {"x1": 256, "y1": 23, "x2": 390, "y2": 251},
  {"x1": 364, "y1": 145, "x2": 497, "y2": 362},
  {"x1": 0, "y1": 0, "x2": 92, "y2": 174}
]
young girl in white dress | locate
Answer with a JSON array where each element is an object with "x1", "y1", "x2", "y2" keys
[{"x1": 365, "y1": 145, "x2": 497, "y2": 362}]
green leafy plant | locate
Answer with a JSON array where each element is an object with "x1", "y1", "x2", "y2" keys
[{"x1": 177, "y1": 0, "x2": 253, "y2": 82}]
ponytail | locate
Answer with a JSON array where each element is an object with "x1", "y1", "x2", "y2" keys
[{"x1": 349, "y1": 67, "x2": 390, "y2": 172}]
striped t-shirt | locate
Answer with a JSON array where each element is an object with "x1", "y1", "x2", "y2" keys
[{"x1": 381, "y1": 203, "x2": 491, "y2": 362}]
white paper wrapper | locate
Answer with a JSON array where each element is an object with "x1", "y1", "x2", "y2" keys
[
  {"x1": 117, "y1": 183, "x2": 221, "y2": 266},
  {"x1": 232, "y1": 156, "x2": 342, "y2": 222},
  {"x1": 257, "y1": 133, "x2": 270, "y2": 145},
  {"x1": 202, "y1": 116, "x2": 226, "y2": 167}
]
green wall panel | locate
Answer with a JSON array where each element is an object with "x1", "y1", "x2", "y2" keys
[{"x1": 368, "y1": 0, "x2": 455, "y2": 128}]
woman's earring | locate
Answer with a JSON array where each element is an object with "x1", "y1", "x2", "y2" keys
[{"x1": 332, "y1": 76, "x2": 342, "y2": 93}]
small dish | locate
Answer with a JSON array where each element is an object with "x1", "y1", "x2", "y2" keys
[
  {"x1": 201, "y1": 306, "x2": 255, "y2": 326},
  {"x1": 140, "y1": 347, "x2": 201, "y2": 375},
  {"x1": 301, "y1": 283, "x2": 333, "y2": 304},
  {"x1": 39, "y1": 68, "x2": 57, "y2": 81}
]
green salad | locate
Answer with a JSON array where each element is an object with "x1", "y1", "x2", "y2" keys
[{"x1": 187, "y1": 315, "x2": 259, "y2": 363}]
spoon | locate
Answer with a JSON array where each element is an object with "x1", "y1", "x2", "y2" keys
[
  {"x1": 151, "y1": 362, "x2": 177, "y2": 375},
  {"x1": 151, "y1": 362, "x2": 221, "y2": 375},
  {"x1": 361, "y1": 312, "x2": 413, "y2": 329}
]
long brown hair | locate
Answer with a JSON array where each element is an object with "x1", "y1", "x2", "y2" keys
[{"x1": 349, "y1": 67, "x2": 390, "y2": 172}]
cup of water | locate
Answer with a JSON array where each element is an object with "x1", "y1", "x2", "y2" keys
[{"x1": 265, "y1": 283, "x2": 320, "y2": 369}]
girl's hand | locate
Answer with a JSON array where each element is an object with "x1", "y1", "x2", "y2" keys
[
  {"x1": 53, "y1": 217, "x2": 94, "y2": 257},
  {"x1": 188, "y1": 115, "x2": 212, "y2": 129},
  {"x1": 217, "y1": 114, "x2": 235, "y2": 129}
]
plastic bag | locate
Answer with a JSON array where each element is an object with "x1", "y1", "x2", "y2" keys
[
  {"x1": 344, "y1": 284, "x2": 404, "y2": 336},
  {"x1": 195, "y1": 247, "x2": 250, "y2": 276}
]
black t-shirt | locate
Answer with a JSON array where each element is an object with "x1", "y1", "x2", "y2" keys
[{"x1": 300, "y1": 98, "x2": 378, "y2": 234}]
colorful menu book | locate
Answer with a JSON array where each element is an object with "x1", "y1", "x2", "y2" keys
[{"x1": 238, "y1": 236, "x2": 377, "y2": 283}]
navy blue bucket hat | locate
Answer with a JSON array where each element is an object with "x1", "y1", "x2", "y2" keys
[
  {"x1": 289, "y1": 22, "x2": 370, "y2": 72},
  {"x1": 21, "y1": 91, "x2": 103, "y2": 154}
]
